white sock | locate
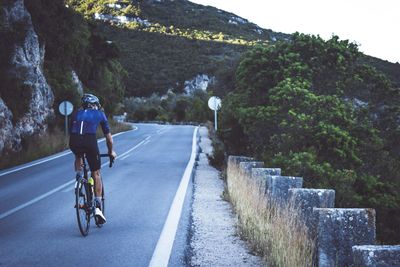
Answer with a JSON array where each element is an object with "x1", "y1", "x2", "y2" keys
[{"x1": 95, "y1": 197, "x2": 102, "y2": 209}]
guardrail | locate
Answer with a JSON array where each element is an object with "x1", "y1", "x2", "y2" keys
[{"x1": 227, "y1": 155, "x2": 400, "y2": 267}]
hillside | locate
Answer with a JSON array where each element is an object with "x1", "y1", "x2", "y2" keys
[{"x1": 65, "y1": 0, "x2": 290, "y2": 96}]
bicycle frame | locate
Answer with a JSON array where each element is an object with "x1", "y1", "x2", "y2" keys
[{"x1": 75, "y1": 153, "x2": 113, "y2": 236}]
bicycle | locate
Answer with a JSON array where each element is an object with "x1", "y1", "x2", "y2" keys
[{"x1": 75, "y1": 153, "x2": 114, "y2": 236}]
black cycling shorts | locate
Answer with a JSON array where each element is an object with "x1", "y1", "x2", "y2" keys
[{"x1": 69, "y1": 134, "x2": 101, "y2": 172}]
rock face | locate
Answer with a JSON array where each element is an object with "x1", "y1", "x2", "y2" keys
[
  {"x1": 0, "y1": 0, "x2": 54, "y2": 154},
  {"x1": 71, "y1": 70, "x2": 84, "y2": 96},
  {"x1": 0, "y1": 98, "x2": 14, "y2": 152},
  {"x1": 184, "y1": 74, "x2": 215, "y2": 95}
]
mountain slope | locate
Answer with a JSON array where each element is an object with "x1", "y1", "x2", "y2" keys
[{"x1": 66, "y1": 0, "x2": 290, "y2": 96}]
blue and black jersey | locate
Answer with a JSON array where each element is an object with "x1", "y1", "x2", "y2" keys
[{"x1": 70, "y1": 108, "x2": 110, "y2": 135}]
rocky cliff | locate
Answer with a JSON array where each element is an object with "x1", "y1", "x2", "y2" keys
[{"x1": 0, "y1": 0, "x2": 54, "y2": 153}]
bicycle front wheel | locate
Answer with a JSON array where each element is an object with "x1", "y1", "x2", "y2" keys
[{"x1": 75, "y1": 179, "x2": 90, "y2": 236}]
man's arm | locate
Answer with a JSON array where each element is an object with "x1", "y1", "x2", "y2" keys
[{"x1": 105, "y1": 133, "x2": 117, "y2": 159}]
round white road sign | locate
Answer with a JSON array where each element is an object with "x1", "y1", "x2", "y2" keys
[
  {"x1": 58, "y1": 101, "x2": 74, "y2": 116},
  {"x1": 208, "y1": 96, "x2": 221, "y2": 111}
]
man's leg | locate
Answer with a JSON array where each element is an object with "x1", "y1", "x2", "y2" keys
[
  {"x1": 91, "y1": 169, "x2": 103, "y2": 198},
  {"x1": 74, "y1": 156, "x2": 83, "y2": 172},
  {"x1": 92, "y1": 169, "x2": 106, "y2": 224}
]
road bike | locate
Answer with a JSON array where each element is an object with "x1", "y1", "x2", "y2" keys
[{"x1": 75, "y1": 153, "x2": 114, "y2": 236}]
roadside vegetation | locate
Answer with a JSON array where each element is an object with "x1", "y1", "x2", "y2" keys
[
  {"x1": 227, "y1": 163, "x2": 314, "y2": 266},
  {"x1": 219, "y1": 33, "x2": 400, "y2": 244},
  {"x1": 123, "y1": 90, "x2": 211, "y2": 123}
]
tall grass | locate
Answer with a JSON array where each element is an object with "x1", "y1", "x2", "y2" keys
[
  {"x1": 0, "y1": 121, "x2": 133, "y2": 170},
  {"x1": 227, "y1": 164, "x2": 315, "y2": 267}
]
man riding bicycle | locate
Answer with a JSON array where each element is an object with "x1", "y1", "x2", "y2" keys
[{"x1": 69, "y1": 93, "x2": 117, "y2": 224}]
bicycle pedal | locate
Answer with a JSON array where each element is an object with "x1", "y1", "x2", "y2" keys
[{"x1": 74, "y1": 203, "x2": 87, "y2": 209}]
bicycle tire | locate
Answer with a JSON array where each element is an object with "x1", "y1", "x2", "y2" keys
[
  {"x1": 95, "y1": 180, "x2": 105, "y2": 228},
  {"x1": 75, "y1": 178, "x2": 90, "y2": 236}
]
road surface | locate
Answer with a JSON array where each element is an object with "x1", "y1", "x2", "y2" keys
[{"x1": 0, "y1": 123, "x2": 197, "y2": 267}]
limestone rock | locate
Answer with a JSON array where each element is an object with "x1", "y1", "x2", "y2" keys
[{"x1": 0, "y1": 0, "x2": 54, "y2": 153}]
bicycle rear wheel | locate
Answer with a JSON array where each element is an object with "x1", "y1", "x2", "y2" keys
[
  {"x1": 95, "y1": 182, "x2": 105, "y2": 228},
  {"x1": 75, "y1": 178, "x2": 90, "y2": 236}
]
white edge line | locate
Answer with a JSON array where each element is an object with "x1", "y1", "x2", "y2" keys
[
  {"x1": 0, "y1": 151, "x2": 72, "y2": 177},
  {"x1": 0, "y1": 127, "x2": 137, "y2": 177},
  {"x1": 148, "y1": 126, "x2": 198, "y2": 267},
  {"x1": 0, "y1": 180, "x2": 75, "y2": 220}
]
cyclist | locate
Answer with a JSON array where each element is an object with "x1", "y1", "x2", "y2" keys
[{"x1": 69, "y1": 93, "x2": 116, "y2": 224}]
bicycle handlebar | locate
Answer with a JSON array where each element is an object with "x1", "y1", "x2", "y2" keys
[{"x1": 100, "y1": 154, "x2": 115, "y2": 168}]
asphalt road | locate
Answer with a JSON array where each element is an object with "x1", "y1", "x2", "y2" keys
[{"x1": 0, "y1": 123, "x2": 197, "y2": 267}]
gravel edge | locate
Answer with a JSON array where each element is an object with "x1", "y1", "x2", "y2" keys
[{"x1": 189, "y1": 127, "x2": 264, "y2": 267}]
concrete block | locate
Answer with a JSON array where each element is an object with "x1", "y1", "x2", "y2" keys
[
  {"x1": 250, "y1": 168, "x2": 281, "y2": 192},
  {"x1": 251, "y1": 168, "x2": 281, "y2": 177},
  {"x1": 288, "y1": 188, "x2": 335, "y2": 236},
  {"x1": 238, "y1": 161, "x2": 264, "y2": 177},
  {"x1": 227, "y1": 156, "x2": 253, "y2": 174},
  {"x1": 267, "y1": 176, "x2": 303, "y2": 204},
  {"x1": 352, "y1": 245, "x2": 400, "y2": 267},
  {"x1": 314, "y1": 208, "x2": 376, "y2": 267}
]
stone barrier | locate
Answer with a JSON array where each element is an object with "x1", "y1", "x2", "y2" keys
[
  {"x1": 314, "y1": 208, "x2": 376, "y2": 267},
  {"x1": 227, "y1": 155, "x2": 253, "y2": 176},
  {"x1": 267, "y1": 175, "x2": 303, "y2": 203},
  {"x1": 352, "y1": 245, "x2": 400, "y2": 267},
  {"x1": 288, "y1": 188, "x2": 335, "y2": 236},
  {"x1": 226, "y1": 155, "x2": 399, "y2": 266},
  {"x1": 238, "y1": 161, "x2": 264, "y2": 177},
  {"x1": 251, "y1": 168, "x2": 281, "y2": 193}
]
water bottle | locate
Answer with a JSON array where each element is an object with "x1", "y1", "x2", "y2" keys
[
  {"x1": 88, "y1": 177, "x2": 94, "y2": 187},
  {"x1": 88, "y1": 177, "x2": 95, "y2": 202}
]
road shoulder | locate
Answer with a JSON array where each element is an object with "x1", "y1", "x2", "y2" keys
[{"x1": 190, "y1": 126, "x2": 263, "y2": 266}]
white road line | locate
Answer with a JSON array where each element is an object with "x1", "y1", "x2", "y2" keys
[
  {"x1": 0, "y1": 180, "x2": 75, "y2": 220},
  {"x1": 142, "y1": 140, "x2": 150, "y2": 146},
  {"x1": 120, "y1": 154, "x2": 130, "y2": 161},
  {"x1": 149, "y1": 127, "x2": 198, "y2": 267},
  {"x1": 0, "y1": 151, "x2": 72, "y2": 177},
  {"x1": 117, "y1": 138, "x2": 147, "y2": 159},
  {"x1": 0, "y1": 128, "x2": 137, "y2": 177}
]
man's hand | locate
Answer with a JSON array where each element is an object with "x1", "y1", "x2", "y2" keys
[
  {"x1": 105, "y1": 133, "x2": 115, "y2": 160},
  {"x1": 110, "y1": 150, "x2": 117, "y2": 160}
]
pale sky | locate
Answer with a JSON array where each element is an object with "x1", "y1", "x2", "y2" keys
[{"x1": 190, "y1": 0, "x2": 400, "y2": 63}]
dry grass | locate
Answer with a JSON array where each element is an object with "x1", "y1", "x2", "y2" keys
[
  {"x1": 0, "y1": 127, "x2": 68, "y2": 170},
  {"x1": 109, "y1": 120, "x2": 133, "y2": 134},
  {"x1": 227, "y1": 165, "x2": 315, "y2": 267}
]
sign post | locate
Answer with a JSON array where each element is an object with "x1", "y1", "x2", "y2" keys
[
  {"x1": 58, "y1": 101, "x2": 74, "y2": 137},
  {"x1": 208, "y1": 96, "x2": 222, "y2": 131}
]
